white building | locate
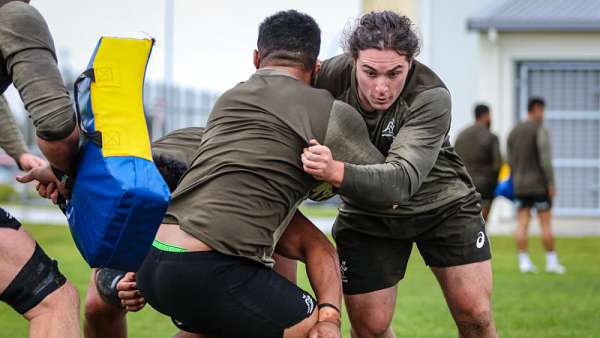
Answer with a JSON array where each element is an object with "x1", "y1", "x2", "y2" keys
[{"x1": 364, "y1": 0, "x2": 600, "y2": 220}]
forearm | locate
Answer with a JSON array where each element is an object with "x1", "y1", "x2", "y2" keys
[
  {"x1": 275, "y1": 212, "x2": 342, "y2": 311},
  {"x1": 36, "y1": 127, "x2": 79, "y2": 172},
  {"x1": 11, "y1": 49, "x2": 79, "y2": 171},
  {"x1": 340, "y1": 161, "x2": 416, "y2": 204},
  {"x1": 10, "y1": 49, "x2": 77, "y2": 144},
  {"x1": 304, "y1": 240, "x2": 342, "y2": 310}
]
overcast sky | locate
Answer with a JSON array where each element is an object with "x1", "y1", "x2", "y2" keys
[{"x1": 32, "y1": 0, "x2": 360, "y2": 92}]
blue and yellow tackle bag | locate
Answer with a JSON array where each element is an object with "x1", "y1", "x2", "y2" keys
[{"x1": 67, "y1": 37, "x2": 170, "y2": 271}]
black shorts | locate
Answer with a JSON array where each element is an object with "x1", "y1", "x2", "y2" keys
[
  {"x1": 333, "y1": 194, "x2": 491, "y2": 295},
  {"x1": 0, "y1": 207, "x2": 22, "y2": 230},
  {"x1": 514, "y1": 194, "x2": 552, "y2": 211},
  {"x1": 137, "y1": 247, "x2": 315, "y2": 338}
]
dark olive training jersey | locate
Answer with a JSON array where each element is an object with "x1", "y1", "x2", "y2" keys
[
  {"x1": 151, "y1": 127, "x2": 205, "y2": 167},
  {"x1": 0, "y1": 1, "x2": 75, "y2": 141},
  {"x1": 0, "y1": 95, "x2": 27, "y2": 162},
  {"x1": 455, "y1": 123, "x2": 502, "y2": 199},
  {"x1": 164, "y1": 69, "x2": 384, "y2": 266},
  {"x1": 316, "y1": 55, "x2": 476, "y2": 219},
  {"x1": 507, "y1": 120, "x2": 554, "y2": 196}
]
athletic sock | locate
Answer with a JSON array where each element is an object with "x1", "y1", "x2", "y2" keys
[
  {"x1": 518, "y1": 251, "x2": 532, "y2": 265},
  {"x1": 546, "y1": 251, "x2": 558, "y2": 266}
]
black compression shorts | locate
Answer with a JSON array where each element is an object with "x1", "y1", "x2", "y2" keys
[
  {"x1": 137, "y1": 247, "x2": 315, "y2": 338},
  {"x1": 0, "y1": 207, "x2": 21, "y2": 230}
]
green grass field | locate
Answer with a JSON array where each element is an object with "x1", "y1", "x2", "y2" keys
[{"x1": 1, "y1": 222, "x2": 599, "y2": 338}]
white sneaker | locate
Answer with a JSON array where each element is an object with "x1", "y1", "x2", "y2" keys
[
  {"x1": 546, "y1": 263, "x2": 566, "y2": 274},
  {"x1": 519, "y1": 261, "x2": 538, "y2": 273}
]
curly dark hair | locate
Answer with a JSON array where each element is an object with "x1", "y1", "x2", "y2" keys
[
  {"x1": 152, "y1": 154, "x2": 189, "y2": 193},
  {"x1": 257, "y1": 10, "x2": 321, "y2": 70},
  {"x1": 344, "y1": 11, "x2": 420, "y2": 61}
]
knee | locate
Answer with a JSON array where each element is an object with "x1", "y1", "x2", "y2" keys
[
  {"x1": 350, "y1": 313, "x2": 392, "y2": 338},
  {"x1": 455, "y1": 302, "x2": 492, "y2": 331},
  {"x1": 84, "y1": 288, "x2": 124, "y2": 321},
  {"x1": 57, "y1": 281, "x2": 80, "y2": 310},
  {"x1": 29, "y1": 281, "x2": 80, "y2": 319}
]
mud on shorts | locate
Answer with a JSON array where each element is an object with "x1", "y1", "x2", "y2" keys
[
  {"x1": 333, "y1": 194, "x2": 491, "y2": 295},
  {"x1": 0, "y1": 207, "x2": 67, "y2": 314}
]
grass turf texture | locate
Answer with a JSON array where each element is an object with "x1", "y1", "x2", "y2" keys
[{"x1": 1, "y1": 223, "x2": 599, "y2": 337}]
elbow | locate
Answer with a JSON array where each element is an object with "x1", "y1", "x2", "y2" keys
[
  {"x1": 303, "y1": 237, "x2": 338, "y2": 264},
  {"x1": 34, "y1": 107, "x2": 77, "y2": 142}
]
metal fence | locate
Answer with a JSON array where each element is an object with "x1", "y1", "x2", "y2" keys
[
  {"x1": 517, "y1": 61, "x2": 600, "y2": 216},
  {"x1": 143, "y1": 82, "x2": 219, "y2": 139}
]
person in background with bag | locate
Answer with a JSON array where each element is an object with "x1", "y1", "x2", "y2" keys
[
  {"x1": 507, "y1": 97, "x2": 565, "y2": 274},
  {"x1": 0, "y1": 1, "x2": 81, "y2": 337},
  {"x1": 455, "y1": 104, "x2": 502, "y2": 221}
]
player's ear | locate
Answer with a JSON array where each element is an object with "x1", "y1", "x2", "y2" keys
[
  {"x1": 314, "y1": 59, "x2": 321, "y2": 75},
  {"x1": 253, "y1": 49, "x2": 260, "y2": 69}
]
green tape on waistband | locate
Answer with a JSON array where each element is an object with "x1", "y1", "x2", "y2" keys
[{"x1": 152, "y1": 239, "x2": 187, "y2": 253}]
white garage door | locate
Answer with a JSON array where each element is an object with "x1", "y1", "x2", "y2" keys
[{"x1": 517, "y1": 62, "x2": 600, "y2": 216}]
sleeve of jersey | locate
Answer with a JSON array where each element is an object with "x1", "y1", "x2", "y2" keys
[
  {"x1": 536, "y1": 126, "x2": 555, "y2": 188},
  {"x1": 0, "y1": 2, "x2": 75, "y2": 141},
  {"x1": 314, "y1": 55, "x2": 354, "y2": 98},
  {"x1": 339, "y1": 87, "x2": 452, "y2": 204},
  {"x1": 492, "y1": 134, "x2": 502, "y2": 180},
  {"x1": 324, "y1": 100, "x2": 384, "y2": 164},
  {"x1": 0, "y1": 95, "x2": 28, "y2": 162},
  {"x1": 308, "y1": 100, "x2": 384, "y2": 202}
]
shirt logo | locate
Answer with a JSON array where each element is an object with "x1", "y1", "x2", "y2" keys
[
  {"x1": 381, "y1": 119, "x2": 395, "y2": 137},
  {"x1": 476, "y1": 231, "x2": 486, "y2": 249},
  {"x1": 302, "y1": 293, "x2": 314, "y2": 314}
]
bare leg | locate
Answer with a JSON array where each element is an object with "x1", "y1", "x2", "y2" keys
[
  {"x1": 84, "y1": 269, "x2": 127, "y2": 338},
  {"x1": 537, "y1": 209, "x2": 555, "y2": 251},
  {"x1": 25, "y1": 282, "x2": 81, "y2": 338},
  {"x1": 431, "y1": 260, "x2": 496, "y2": 338},
  {"x1": 0, "y1": 227, "x2": 80, "y2": 338},
  {"x1": 345, "y1": 287, "x2": 397, "y2": 338},
  {"x1": 515, "y1": 208, "x2": 531, "y2": 252},
  {"x1": 480, "y1": 207, "x2": 490, "y2": 222}
]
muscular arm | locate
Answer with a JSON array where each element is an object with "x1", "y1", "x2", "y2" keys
[
  {"x1": 537, "y1": 126, "x2": 555, "y2": 188},
  {"x1": 337, "y1": 88, "x2": 451, "y2": 204},
  {"x1": 0, "y1": 2, "x2": 77, "y2": 171},
  {"x1": 275, "y1": 211, "x2": 342, "y2": 325},
  {"x1": 0, "y1": 95, "x2": 27, "y2": 162}
]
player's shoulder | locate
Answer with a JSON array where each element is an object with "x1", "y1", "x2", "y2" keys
[
  {"x1": 402, "y1": 61, "x2": 449, "y2": 105},
  {"x1": 315, "y1": 54, "x2": 354, "y2": 97}
]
